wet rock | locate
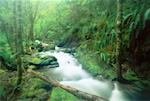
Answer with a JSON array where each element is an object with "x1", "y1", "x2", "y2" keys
[
  {"x1": 25, "y1": 55, "x2": 59, "y2": 69},
  {"x1": 47, "y1": 43, "x2": 55, "y2": 50},
  {"x1": 30, "y1": 40, "x2": 55, "y2": 52},
  {"x1": 95, "y1": 75, "x2": 105, "y2": 81},
  {"x1": 55, "y1": 47, "x2": 75, "y2": 54}
]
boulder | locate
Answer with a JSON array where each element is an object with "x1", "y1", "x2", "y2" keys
[
  {"x1": 28, "y1": 40, "x2": 56, "y2": 52},
  {"x1": 25, "y1": 55, "x2": 59, "y2": 70},
  {"x1": 55, "y1": 47, "x2": 75, "y2": 54},
  {"x1": 35, "y1": 43, "x2": 55, "y2": 52},
  {"x1": 46, "y1": 43, "x2": 55, "y2": 50}
]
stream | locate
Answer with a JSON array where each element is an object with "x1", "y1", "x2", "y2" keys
[{"x1": 38, "y1": 50, "x2": 140, "y2": 101}]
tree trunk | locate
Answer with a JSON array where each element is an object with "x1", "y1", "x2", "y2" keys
[
  {"x1": 29, "y1": 21, "x2": 34, "y2": 41},
  {"x1": 16, "y1": 56, "x2": 22, "y2": 85},
  {"x1": 17, "y1": 0, "x2": 24, "y2": 54},
  {"x1": 16, "y1": 0, "x2": 23, "y2": 85},
  {"x1": 12, "y1": 0, "x2": 17, "y2": 55},
  {"x1": 27, "y1": 69, "x2": 108, "y2": 101},
  {"x1": 116, "y1": 0, "x2": 123, "y2": 80}
]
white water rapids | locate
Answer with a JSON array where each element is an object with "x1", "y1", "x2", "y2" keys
[{"x1": 39, "y1": 50, "x2": 129, "y2": 101}]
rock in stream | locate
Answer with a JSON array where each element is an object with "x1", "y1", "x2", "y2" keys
[{"x1": 24, "y1": 55, "x2": 59, "y2": 70}]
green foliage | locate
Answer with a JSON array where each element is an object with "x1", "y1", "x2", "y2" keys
[
  {"x1": 100, "y1": 52, "x2": 109, "y2": 63},
  {"x1": 123, "y1": 69, "x2": 138, "y2": 81},
  {"x1": 0, "y1": 70, "x2": 6, "y2": 98},
  {"x1": 76, "y1": 47, "x2": 103, "y2": 75},
  {"x1": 0, "y1": 32, "x2": 12, "y2": 61},
  {"x1": 1, "y1": 0, "x2": 149, "y2": 64},
  {"x1": 0, "y1": 85, "x2": 5, "y2": 97},
  {"x1": 76, "y1": 48, "x2": 116, "y2": 79},
  {"x1": 19, "y1": 77, "x2": 52, "y2": 100}
]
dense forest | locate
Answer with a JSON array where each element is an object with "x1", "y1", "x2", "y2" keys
[{"x1": 0, "y1": 0, "x2": 150, "y2": 101}]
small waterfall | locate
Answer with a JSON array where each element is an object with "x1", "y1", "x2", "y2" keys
[
  {"x1": 40, "y1": 51, "x2": 90, "y2": 80},
  {"x1": 109, "y1": 83, "x2": 128, "y2": 101},
  {"x1": 39, "y1": 50, "x2": 128, "y2": 100}
]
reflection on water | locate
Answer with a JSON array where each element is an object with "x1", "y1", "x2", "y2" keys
[{"x1": 40, "y1": 50, "x2": 129, "y2": 101}]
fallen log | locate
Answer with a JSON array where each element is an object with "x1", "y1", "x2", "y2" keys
[{"x1": 27, "y1": 69, "x2": 108, "y2": 101}]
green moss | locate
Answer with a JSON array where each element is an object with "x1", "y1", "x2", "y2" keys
[
  {"x1": 0, "y1": 70, "x2": 15, "y2": 100},
  {"x1": 19, "y1": 77, "x2": 52, "y2": 100},
  {"x1": 23, "y1": 55, "x2": 42, "y2": 65},
  {"x1": 76, "y1": 50, "x2": 101, "y2": 76},
  {"x1": 30, "y1": 58, "x2": 42, "y2": 64},
  {"x1": 51, "y1": 88, "x2": 80, "y2": 101},
  {"x1": 0, "y1": 69, "x2": 5, "y2": 74},
  {"x1": 75, "y1": 49, "x2": 116, "y2": 79}
]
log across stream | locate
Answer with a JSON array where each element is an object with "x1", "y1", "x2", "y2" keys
[{"x1": 32, "y1": 50, "x2": 130, "y2": 101}]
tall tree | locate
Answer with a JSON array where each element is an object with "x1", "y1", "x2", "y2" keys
[
  {"x1": 116, "y1": 0, "x2": 123, "y2": 80},
  {"x1": 27, "y1": 0, "x2": 39, "y2": 41},
  {"x1": 16, "y1": 0, "x2": 23, "y2": 86},
  {"x1": 12, "y1": 0, "x2": 17, "y2": 54}
]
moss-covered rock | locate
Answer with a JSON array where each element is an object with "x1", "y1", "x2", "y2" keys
[
  {"x1": 33, "y1": 40, "x2": 55, "y2": 52},
  {"x1": 23, "y1": 55, "x2": 59, "y2": 70},
  {"x1": 29, "y1": 57, "x2": 42, "y2": 65}
]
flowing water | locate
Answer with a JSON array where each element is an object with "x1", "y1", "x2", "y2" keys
[{"x1": 39, "y1": 50, "x2": 130, "y2": 101}]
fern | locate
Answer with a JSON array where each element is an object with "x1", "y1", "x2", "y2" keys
[{"x1": 100, "y1": 52, "x2": 109, "y2": 63}]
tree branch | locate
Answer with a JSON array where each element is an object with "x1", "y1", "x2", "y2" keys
[{"x1": 27, "y1": 69, "x2": 108, "y2": 101}]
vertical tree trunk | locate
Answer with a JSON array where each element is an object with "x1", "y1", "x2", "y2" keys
[
  {"x1": 27, "y1": 0, "x2": 39, "y2": 42},
  {"x1": 17, "y1": 0, "x2": 24, "y2": 54},
  {"x1": 28, "y1": 1, "x2": 37, "y2": 42},
  {"x1": 12, "y1": 0, "x2": 17, "y2": 54},
  {"x1": 116, "y1": 0, "x2": 123, "y2": 80},
  {"x1": 16, "y1": 0, "x2": 23, "y2": 85},
  {"x1": 29, "y1": 20, "x2": 34, "y2": 41}
]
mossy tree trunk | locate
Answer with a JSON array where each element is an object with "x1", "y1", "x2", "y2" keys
[
  {"x1": 12, "y1": 0, "x2": 17, "y2": 55},
  {"x1": 28, "y1": 1, "x2": 39, "y2": 42},
  {"x1": 116, "y1": 0, "x2": 123, "y2": 80},
  {"x1": 16, "y1": 0, "x2": 23, "y2": 86}
]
